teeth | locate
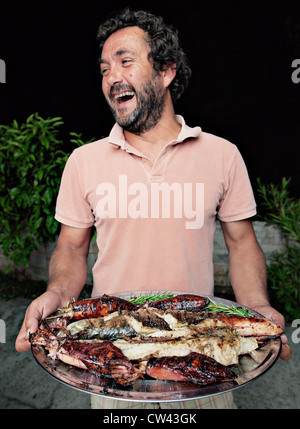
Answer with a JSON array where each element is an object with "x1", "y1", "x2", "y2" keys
[{"x1": 115, "y1": 92, "x2": 135, "y2": 100}]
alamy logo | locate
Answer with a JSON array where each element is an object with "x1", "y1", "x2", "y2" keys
[
  {"x1": 0, "y1": 59, "x2": 6, "y2": 83},
  {"x1": 291, "y1": 319, "x2": 300, "y2": 344},
  {"x1": 96, "y1": 175, "x2": 205, "y2": 229},
  {"x1": 291, "y1": 59, "x2": 300, "y2": 84},
  {"x1": 0, "y1": 319, "x2": 5, "y2": 343}
]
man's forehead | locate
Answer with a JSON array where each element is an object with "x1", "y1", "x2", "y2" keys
[{"x1": 101, "y1": 26, "x2": 150, "y2": 59}]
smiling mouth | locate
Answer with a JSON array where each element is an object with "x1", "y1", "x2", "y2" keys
[
  {"x1": 115, "y1": 91, "x2": 134, "y2": 105},
  {"x1": 114, "y1": 91, "x2": 135, "y2": 105}
]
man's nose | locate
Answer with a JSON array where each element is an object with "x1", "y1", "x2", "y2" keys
[{"x1": 106, "y1": 66, "x2": 123, "y2": 86}]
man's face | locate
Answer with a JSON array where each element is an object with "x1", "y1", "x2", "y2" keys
[{"x1": 100, "y1": 26, "x2": 166, "y2": 134}]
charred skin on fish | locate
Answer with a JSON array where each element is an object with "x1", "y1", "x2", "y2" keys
[
  {"x1": 195, "y1": 315, "x2": 284, "y2": 338},
  {"x1": 29, "y1": 321, "x2": 61, "y2": 348},
  {"x1": 30, "y1": 322, "x2": 142, "y2": 386},
  {"x1": 146, "y1": 294, "x2": 209, "y2": 311},
  {"x1": 30, "y1": 294, "x2": 283, "y2": 389},
  {"x1": 58, "y1": 340, "x2": 143, "y2": 386},
  {"x1": 46, "y1": 294, "x2": 137, "y2": 321},
  {"x1": 146, "y1": 352, "x2": 237, "y2": 385},
  {"x1": 67, "y1": 314, "x2": 138, "y2": 340}
]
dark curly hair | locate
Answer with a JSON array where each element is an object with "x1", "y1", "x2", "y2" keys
[{"x1": 96, "y1": 8, "x2": 191, "y2": 103}]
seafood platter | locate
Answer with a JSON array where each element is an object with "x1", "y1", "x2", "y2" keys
[{"x1": 31, "y1": 291, "x2": 282, "y2": 402}]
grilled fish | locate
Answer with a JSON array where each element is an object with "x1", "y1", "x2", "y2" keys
[
  {"x1": 65, "y1": 305, "x2": 283, "y2": 341},
  {"x1": 46, "y1": 294, "x2": 209, "y2": 322},
  {"x1": 66, "y1": 308, "x2": 174, "y2": 340},
  {"x1": 67, "y1": 313, "x2": 137, "y2": 340},
  {"x1": 47, "y1": 294, "x2": 137, "y2": 322},
  {"x1": 146, "y1": 352, "x2": 237, "y2": 385},
  {"x1": 52, "y1": 340, "x2": 143, "y2": 386},
  {"x1": 30, "y1": 294, "x2": 283, "y2": 389},
  {"x1": 30, "y1": 322, "x2": 142, "y2": 386},
  {"x1": 194, "y1": 315, "x2": 284, "y2": 338},
  {"x1": 146, "y1": 294, "x2": 209, "y2": 311},
  {"x1": 29, "y1": 321, "x2": 61, "y2": 348},
  {"x1": 113, "y1": 331, "x2": 258, "y2": 366}
]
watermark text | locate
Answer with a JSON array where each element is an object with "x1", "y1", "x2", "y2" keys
[
  {"x1": 96, "y1": 175, "x2": 204, "y2": 229},
  {"x1": 291, "y1": 319, "x2": 300, "y2": 344},
  {"x1": 0, "y1": 319, "x2": 6, "y2": 343},
  {"x1": 291, "y1": 59, "x2": 300, "y2": 84},
  {"x1": 0, "y1": 59, "x2": 6, "y2": 83}
]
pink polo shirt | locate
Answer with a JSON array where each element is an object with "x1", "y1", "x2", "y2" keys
[{"x1": 55, "y1": 116, "x2": 256, "y2": 296}]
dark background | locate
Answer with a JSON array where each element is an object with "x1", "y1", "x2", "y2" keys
[{"x1": 0, "y1": 0, "x2": 299, "y2": 199}]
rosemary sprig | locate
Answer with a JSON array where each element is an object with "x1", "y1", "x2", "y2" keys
[
  {"x1": 125, "y1": 293, "x2": 254, "y2": 317},
  {"x1": 127, "y1": 291, "x2": 174, "y2": 304},
  {"x1": 206, "y1": 297, "x2": 253, "y2": 317}
]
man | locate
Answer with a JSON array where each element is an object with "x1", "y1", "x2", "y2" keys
[{"x1": 16, "y1": 9, "x2": 291, "y2": 409}]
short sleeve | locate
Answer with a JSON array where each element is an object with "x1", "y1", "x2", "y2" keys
[
  {"x1": 55, "y1": 152, "x2": 95, "y2": 228},
  {"x1": 217, "y1": 148, "x2": 257, "y2": 222}
]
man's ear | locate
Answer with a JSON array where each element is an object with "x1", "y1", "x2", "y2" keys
[{"x1": 162, "y1": 64, "x2": 177, "y2": 88}]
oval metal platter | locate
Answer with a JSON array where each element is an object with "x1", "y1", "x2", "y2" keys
[{"x1": 31, "y1": 292, "x2": 282, "y2": 402}]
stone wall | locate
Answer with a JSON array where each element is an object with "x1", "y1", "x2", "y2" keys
[
  {"x1": 0, "y1": 221, "x2": 285, "y2": 292},
  {"x1": 213, "y1": 221, "x2": 285, "y2": 294}
]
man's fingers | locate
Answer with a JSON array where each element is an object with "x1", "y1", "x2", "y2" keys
[
  {"x1": 15, "y1": 290, "x2": 64, "y2": 353},
  {"x1": 15, "y1": 322, "x2": 32, "y2": 353},
  {"x1": 15, "y1": 302, "x2": 42, "y2": 353},
  {"x1": 280, "y1": 334, "x2": 292, "y2": 360},
  {"x1": 15, "y1": 332, "x2": 31, "y2": 353}
]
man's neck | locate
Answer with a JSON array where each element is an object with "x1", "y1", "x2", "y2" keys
[{"x1": 124, "y1": 110, "x2": 181, "y2": 162}]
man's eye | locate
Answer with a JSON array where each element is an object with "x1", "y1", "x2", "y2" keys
[
  {"x1": 101, "y1": 68, "x2": 109, "y2": 76},
  {"x1": 122, "y1": 59, "x2": 132, "y2": 65}
]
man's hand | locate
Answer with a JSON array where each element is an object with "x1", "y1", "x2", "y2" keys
[
  {"x1": 15, "y1": 290, "x2": 63, "y2": 353},
  {"x1": 221, "y1": 220, "x2": 292, "y2": 361},
  {"x1": 16, "y1": 225, "x2": 92, "y2": 353},
  {"x1": 252, "y1": 303, "x2": 292, "y2": 361}
]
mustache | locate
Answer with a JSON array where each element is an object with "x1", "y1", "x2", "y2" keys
[{"x1": 109, "y1": 84, "x2": 135, "y2": 99}]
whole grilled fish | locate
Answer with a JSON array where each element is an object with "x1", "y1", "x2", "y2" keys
[{"x1": 67, "y1": 313, "x2": 137, "y2": 340}]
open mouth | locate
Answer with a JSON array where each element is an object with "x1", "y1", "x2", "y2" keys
[{"x1": 114, "y1": 91, "x2": 135, "y2": 105}]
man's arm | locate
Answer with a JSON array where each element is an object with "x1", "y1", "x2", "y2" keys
[
  {"x1": 48, "y1": 224, "x2": 93, "y2": 302},
  {"x1": 15, "y1": 224, "x2": 92, "y2": 352},
  {"x1": 220, "y1": 219, "x2": 291, "y2": 360},
  {"x1": 220, "y1": 219, "x2": 268, "y2": 308}
]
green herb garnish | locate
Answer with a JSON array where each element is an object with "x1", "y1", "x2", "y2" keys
[
  {"x1": 127, "y1": 291, "x2": 174, "y2": 305},
  {"x1": 125, "y1": 292, "x2": 254, "y2": 317},
  {"x1": 206, "y1": 297, "x2": 253, "y2": 317}
]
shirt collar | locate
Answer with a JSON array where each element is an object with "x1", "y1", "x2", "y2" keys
[{"x1": 108, "y1": 115, "x2": 201, "y2": 149}]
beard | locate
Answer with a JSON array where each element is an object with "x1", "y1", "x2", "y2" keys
[{"x1": 107, "y1": 73, "x2": 166, "y2": 135}]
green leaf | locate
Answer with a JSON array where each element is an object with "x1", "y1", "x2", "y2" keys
[
  {"x1": 42, "y1": 187, "x2": 53, "y2": 206},
  {"x1": 0, "y1": 112, "x2": 94, "y2": 269},
  {"x1": 257, "y1": 177, "x2": 300, "y2": 322}
]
